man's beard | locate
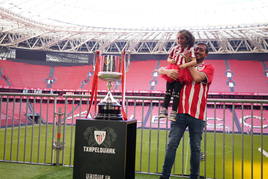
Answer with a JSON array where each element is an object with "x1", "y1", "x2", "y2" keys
[{"x1": 196, "y1": 58, "x2": 204, "y2": 64}]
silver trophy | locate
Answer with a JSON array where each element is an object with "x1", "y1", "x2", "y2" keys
[{"x1": 95, "y1": 54, "x2": 124, "y2": 120}]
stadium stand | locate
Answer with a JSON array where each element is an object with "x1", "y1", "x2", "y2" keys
[
  {"x1": 0, "y1": 61, "x2": 50, "y2": 89},
  {"x1": 0, "y1": 59, "x2": 268, "y2": 95},
  {"x1": 0, "y1": 76, "x2": 8, "y2": 86},
  {"x1": 126, "y1": 60, "x2": 158, "y2": 91},
  {"x1": 228, "y1": 60, "x2": 268, "y2": 93},
  {"x1": 207, "y1": 60, "x2": 230, "y2": 93},
  {"x1": 0, "y1": 102, "x2": 29, "y2": 127},
  {"x1": 53, "y1": 65, "x2": 91, "y2": 90}
]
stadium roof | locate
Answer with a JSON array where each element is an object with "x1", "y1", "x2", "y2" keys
[{"x1": 0, "y1": 0, "x2": 268, "y2": 54}]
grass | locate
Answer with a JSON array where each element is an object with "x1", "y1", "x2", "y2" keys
[
  {"x1": 0, "y1": 162, "x2": 72, "y2": 179},
  {"x1": 0, "y1": 162, "x2": 187, "y2": 179},
  {"x1": 1, "y1": 125, "x2": 268, "y2": 179}
]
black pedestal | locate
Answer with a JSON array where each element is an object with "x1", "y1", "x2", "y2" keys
[{"x1": 73, "y1": 119, "x2": 137, "y2": 179}]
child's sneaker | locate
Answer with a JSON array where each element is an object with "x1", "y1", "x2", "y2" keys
[
  {"x1": 158, "y1": 108, "x2": 168, "y2": 119},
  {"x1": 200, "y1": 152, "x2": 205, "y2": 161},
  {"x1": 168, "y1": 110, "x2": 177, "y2": 121}
]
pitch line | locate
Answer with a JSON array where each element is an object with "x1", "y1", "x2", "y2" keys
[{"x1": 258, "y1": 147, "x2": 268, "y2": 158}]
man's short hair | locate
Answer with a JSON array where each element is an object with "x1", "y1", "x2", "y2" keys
[{"x1": 196, "y1": 43, "x2": 209, "y2": 54}]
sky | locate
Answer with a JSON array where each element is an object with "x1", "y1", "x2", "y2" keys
[{"x1": 1, "y1": 0, "x2": 268, "y2": 29}]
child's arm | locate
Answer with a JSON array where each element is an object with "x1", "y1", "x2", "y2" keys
[
  {"x1": 179, "y1": 57, "x2": 197, "y2": 69},
  {"x1": 158, "y1": 67, "x2": 178, "y2": 80},
  {"x1": 167, "y1": 57, "x2": 176, "y2": 64}
]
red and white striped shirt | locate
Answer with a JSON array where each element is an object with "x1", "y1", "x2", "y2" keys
[
  {"x1": 178, "y1": 63, "x2": 214, "y2": 120},
  {"x1": 168, "y1": 45, "x2": 195, "y2": 65},
  {"x1": 162, "y1": 45, "x2": 196, "y2": 82}
]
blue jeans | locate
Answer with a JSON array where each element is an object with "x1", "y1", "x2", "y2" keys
[{"x1": 161, "y1": 114, "x2": 205, "y2": 179}]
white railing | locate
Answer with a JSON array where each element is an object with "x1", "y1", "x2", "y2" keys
[{"x1": 0, "y1": 93, "x2": 267, "y2": 179}]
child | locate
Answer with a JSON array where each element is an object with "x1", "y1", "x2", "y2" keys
[{"x1": 158, "y1": 30, "x2": 196, "y2": 121}]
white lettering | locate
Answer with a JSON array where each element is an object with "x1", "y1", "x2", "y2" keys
[
  {"x1": 83, "y1": 146, "x2": 116, "y2": 154},
  {"x1": 86, "y1": 173, "x2": 111, "y2": 179}
]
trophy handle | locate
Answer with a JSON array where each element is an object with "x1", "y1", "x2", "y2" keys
[{"x1": 86, "y1": 51, "x2": 101, "y2": 118}]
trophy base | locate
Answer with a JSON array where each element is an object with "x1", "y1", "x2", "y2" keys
[{"x1": 95, "y1": 101, "x2": 123, "y2": 120}]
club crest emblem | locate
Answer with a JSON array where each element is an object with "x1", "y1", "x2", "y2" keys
[
  {"x1": 84, "y1": 127, "x2": 116, "y2": 147},
  {"x1": 94, "y1": 130, "x2": 106, "y2": 145}
]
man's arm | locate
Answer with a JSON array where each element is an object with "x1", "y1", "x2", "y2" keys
[
  {"x1": 158, "y1": 67, "x2": 178, "y2": 80},
  {"x1": 188, "y1": 66, "x2": 207, "y2": 83}
]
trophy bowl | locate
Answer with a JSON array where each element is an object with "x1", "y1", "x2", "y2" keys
[{"x1": 95, "y1": 55, "x2": 124, "y2": 120}]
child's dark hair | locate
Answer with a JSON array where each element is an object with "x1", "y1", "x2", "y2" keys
[{"x1": 178, "y1": 30, "x2": 195, "y2": 47}]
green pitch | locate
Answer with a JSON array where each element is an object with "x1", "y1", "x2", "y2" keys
[{"x1": 0, "y1": 125, "x2": 267, "y2": 179}]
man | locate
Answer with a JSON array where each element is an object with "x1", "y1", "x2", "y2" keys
[{"x1": 159, "y1": 43, "x2": 214, "y2": 179}]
